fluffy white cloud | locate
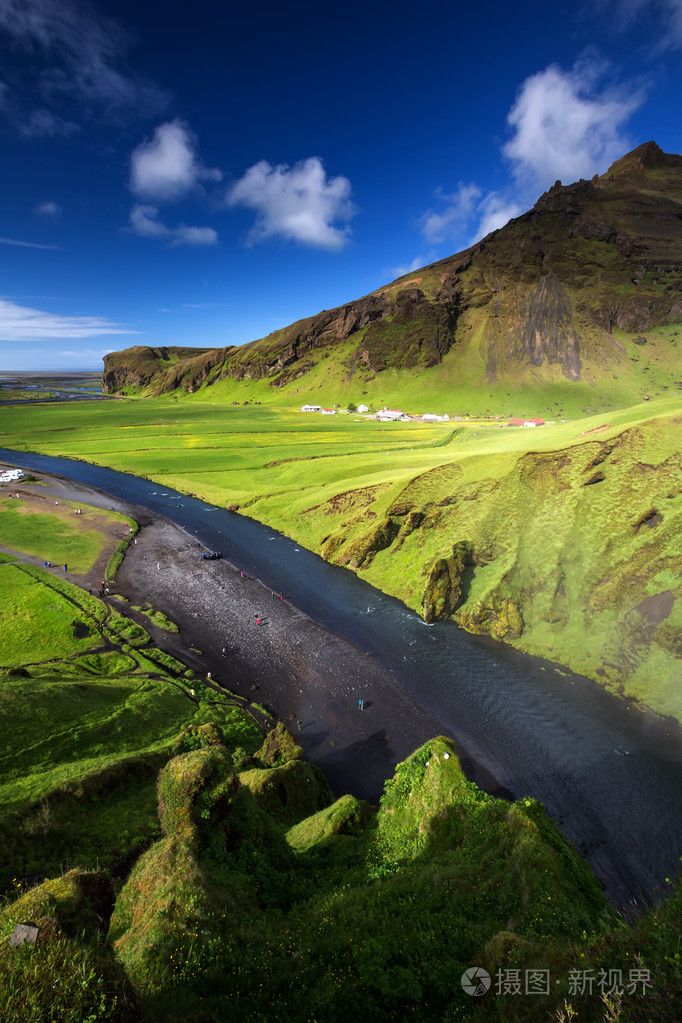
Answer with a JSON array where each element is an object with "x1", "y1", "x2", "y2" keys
[
  {"x1": 0, "y1": 0, "x2": 166, "y2": 129},
  {"x1": 128, "y1": 204, "x2": 218, "y2": 247},
  {"x1": 503, "y1": 57, "x2": 644, "y2": 190},
  {"x1": 0, "y1": 235, "x2": 60, "y2": 249},
  {"x1": 226, "y1": 157, "x2": 355, "y2": 250},
  {"x1": 0, "y1": 298, "x2": 137, "y2": 340},
  {"x1": 33, "y1": 200, "x2": 62, "y2": 218},
  {"x1": 417, "y1": 56, "x2": 643, "y2": 253},
  {"x1": 130, "y1": 121, "x2": 221, "y2": 202},
  {"x1": 420, "y1": 184, "x2": 482, "y2": 244}
]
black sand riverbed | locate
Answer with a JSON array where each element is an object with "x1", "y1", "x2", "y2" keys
[{"x1": 28, "y1": 473, "x2": 489, "y2": 804}]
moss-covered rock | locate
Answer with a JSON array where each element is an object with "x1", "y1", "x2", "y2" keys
[
  {"x1": 420, "y1": 541, "x2": 472, "y2": 622},
  {"x1": 239, "y1": 759, "x2": 331, "y2": 827},
  {"x1": 255, "y1": 721, "x2": 303, "y2": 767},
  {"x1": 0, "y1": 869, "x2": 114, "y2": 941}
]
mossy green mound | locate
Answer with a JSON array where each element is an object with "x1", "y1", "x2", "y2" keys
[
  {"x1": 1, "y1": 736, "x2": 679, "y2": 1021},
  {"x1": 102, "y1": 736, "x2": 682, "y2": 1023}
]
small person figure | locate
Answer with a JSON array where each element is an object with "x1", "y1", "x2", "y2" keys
[
  {"x1": 256, "y1": 617, "x2": 261, "y2": 625},
  {"x1": 63, "y1": 564, "x2": 67, "y2": 573},
  {"x1": 156, "y1": 562, "x2": 160, "y2": 570},
  {"x1": 221, "y1": 647, "x2": 227, "y2": 656},
  {"x1": 207, "y1": 672, "x2": 212, "y2": 680}
]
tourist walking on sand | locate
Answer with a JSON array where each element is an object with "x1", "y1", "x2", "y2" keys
[{"x1": 157, "y1": 562, "x2": 160, "y2": 570}]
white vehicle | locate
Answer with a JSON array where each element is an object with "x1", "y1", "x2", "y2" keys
[{"x1": 0, "y1": 468, "x2": 25, "y2": 482}]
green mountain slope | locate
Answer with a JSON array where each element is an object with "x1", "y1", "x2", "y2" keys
[{"x1": 103, "y1": 141, "x2": 682, "y2": 414}]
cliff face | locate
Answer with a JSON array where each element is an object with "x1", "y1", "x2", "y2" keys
[{"x1": 102, "y1": 142, "x2": 682, "y2": 396}]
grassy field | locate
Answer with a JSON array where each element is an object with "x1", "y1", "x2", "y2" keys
[
  {"x1": 0, "y1": 493, "x2": 130, "y2": 574},
  {"x1": 1, "y1": 395, "x2": 682, "y2": 720}
]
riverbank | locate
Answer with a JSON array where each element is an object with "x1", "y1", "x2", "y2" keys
[{"x1": 19, "y1": 471, "x2": 493, "y2": 805}]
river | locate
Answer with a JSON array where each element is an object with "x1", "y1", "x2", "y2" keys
[{"x1": 1, "y1": 446, "x2": 681, "y2": 911}]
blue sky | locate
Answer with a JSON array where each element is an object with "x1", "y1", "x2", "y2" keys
[{"x1": 1, "y1": 0, "x2": 681, "y2": 371}]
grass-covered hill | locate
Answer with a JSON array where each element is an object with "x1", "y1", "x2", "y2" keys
[
  {"x1": 2, "y1": 727, "x2": 681, "y2": 1023},
  {"x1": 102, "y1": 141, "x2": 682, "y2": 415}
]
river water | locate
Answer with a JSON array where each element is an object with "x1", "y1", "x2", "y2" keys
[{"x1": 2, "y1": 447, "x2": 681, "y2": 910}]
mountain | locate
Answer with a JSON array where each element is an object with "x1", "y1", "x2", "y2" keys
[{"x1": 103, "y1": 142, "x2": 682, "y2": 411}]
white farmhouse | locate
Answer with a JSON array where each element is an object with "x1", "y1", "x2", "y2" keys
[{"x1": 376, "y1": 408, "x2": 408, "y2": 421}]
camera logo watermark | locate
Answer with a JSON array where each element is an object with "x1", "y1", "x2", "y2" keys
[{"x1": 460, "y1": 967, "x2": 491, "y2": 996}]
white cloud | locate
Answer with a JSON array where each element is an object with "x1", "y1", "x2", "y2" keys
[
  {"x1": 130, "y1": 120, "x2": 221, "y2": 202},
  {"x1": 59, "y1": 347, "x2": 115, "y2": 358},
  {"x1": 386, "y1": 256, "x2": 425, "y2": 279},
  {"x1": 472, "y1": 193, "x2": 523, "y2": 240},
  {"x1": 420, "y1": 184, "x2": 482, "y2": 244},
  {"x1": 419, "y1": 184, "x2": 521, "y2": 249},
  {"x1": 651, "y1": 0, "x2": 682, "y2": 49},
  {"x1": 0, "y1": 235, "x2": 61, "y2": 249},
  {"x1": 19, "y1": 108, "x2": 79, "y2": 138},
  {"x1": 128, "y1": 204, "x2": 218, "y2": 247},
  {"x1": 0, "y1": 0, "x2": 166, "y2": 129},
  {"x1": 415, "y1": 56, "x2": 643, "y2": 254},
  {"x1": 602, "y1": 0, "x2": 682, "y2": 50},
  {"x1": 503, "y1": 57, "x2": 645, "y2": 191},
  {"x1": 226, "y1": 156, "x2": 356, "y2": 250},
  {"x1": 0, "y1": 298, "x2": 137, "y2": 340},
  {"x1": 33, "y1": 200, "x2": 62, "y2": 218}
]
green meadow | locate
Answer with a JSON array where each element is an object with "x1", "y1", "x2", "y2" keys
[
  {"x1": 0, "y1": 550, "x2": 262, "y2": 891},
  {"x1": 1, "y1": 394, "x2": 682, "y2": 720},
  {"x1": 0, "y1": 496, "x2": 127, "y2": 574}
]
